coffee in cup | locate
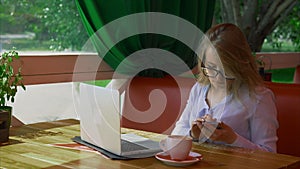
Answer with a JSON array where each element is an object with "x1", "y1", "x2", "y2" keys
[{"x1": 159, "y1": 135, "x2": 192, "y2": 160}]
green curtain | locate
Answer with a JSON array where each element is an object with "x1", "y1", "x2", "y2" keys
[{"x1": 75, "y1": 0, "x2": 215, "y2": 77}]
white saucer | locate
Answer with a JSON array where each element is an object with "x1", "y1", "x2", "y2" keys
[{"x1": 155, "y1": 151, "x2": 203, "y2": 167}]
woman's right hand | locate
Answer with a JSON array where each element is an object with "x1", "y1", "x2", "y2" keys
[
  {"x1": 190, "y1": 118, "x2": 205, "y2": 139},
  {"x1": 190, "y1": 114, "x2": 217, "y2": 140}
]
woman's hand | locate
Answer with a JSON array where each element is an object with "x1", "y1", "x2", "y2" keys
[
  {"x1": 190, "y1": 114, "x2": 237, "y2": 144},
  {"x1": 190, "y1": 114, "x2": 215, "y2": 139},
  {"x1": 190, "y1": 118, "x2": 205, "y2": 139},
  {"x1": 203, "y1": 121, "x2": 237, "y2": 144}
]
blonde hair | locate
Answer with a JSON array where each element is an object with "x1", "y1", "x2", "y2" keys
[{"x1": 197, "y1": 23, "x2": 263, "y2": 98}]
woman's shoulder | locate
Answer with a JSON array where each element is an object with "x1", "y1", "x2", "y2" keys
[
  {"x1": 191, "y1": 82, "x2": 209, "y2": 92},
  {"x1": 237, "y1": 85, "x2": 276, "y2": 114},
  {"x1": 188, "y1": 82, "x2": 209, "y2": 98},
  {"x1": 254, "y1": 86, "x2": 275, "y2": 101},
  {"x1": 238, "y1": 85, "x2": 275, "y2": 105}
]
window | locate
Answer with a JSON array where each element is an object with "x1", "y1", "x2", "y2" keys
[{"x1": 0, "y1": 0, "x2": 88, "y2": 52}]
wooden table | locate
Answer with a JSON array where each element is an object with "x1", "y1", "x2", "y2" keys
[{"x1": 1, "y1": 119, "x2": 300, "y2": 169}]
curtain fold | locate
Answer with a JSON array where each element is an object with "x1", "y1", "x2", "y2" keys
[{"x1": 75, "y1": 0, "x2": 215, "y2": 77}]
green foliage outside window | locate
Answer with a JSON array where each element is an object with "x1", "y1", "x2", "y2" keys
[
  {"x1": 0, "y1": 0, "x2": 89, "y2": 51},
  {"x1": 1, "y1": 0, "x2": 299, "y2": 52}
]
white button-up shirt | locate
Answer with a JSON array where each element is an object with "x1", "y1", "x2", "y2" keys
[{"x1": 172, "y1": 83, "x2": 278, "y2": 152}]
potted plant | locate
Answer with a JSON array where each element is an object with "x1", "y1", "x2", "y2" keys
[{"x1": 0, "y1": 50, "x2": 26, "y2": 143}]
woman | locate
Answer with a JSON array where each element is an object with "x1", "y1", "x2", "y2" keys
[{"x1": 172, "y1": 23, "x2": 278, "y2": 152}]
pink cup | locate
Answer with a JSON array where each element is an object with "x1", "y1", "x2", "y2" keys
[{"x1": 159, "y1": 135, "x2": 192, "y2": 160}]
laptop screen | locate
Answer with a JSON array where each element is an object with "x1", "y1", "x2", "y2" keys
[{"x1": 78, "y1": 83, "x2": 123, "y2": 154}]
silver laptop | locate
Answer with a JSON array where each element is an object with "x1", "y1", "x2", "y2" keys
[{"x1": 78, "y1": 82, "x2": 161, "y2": 158}]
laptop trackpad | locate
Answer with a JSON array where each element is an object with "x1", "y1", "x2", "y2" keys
[{"x1": 121, "y1": 133, "x2": 160, "y2": 150}]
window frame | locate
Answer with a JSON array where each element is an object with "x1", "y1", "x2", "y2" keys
[{"x1": 11, "y1": 52, "x2": 300, "y2": 85}]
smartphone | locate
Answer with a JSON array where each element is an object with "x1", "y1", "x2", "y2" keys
[{"x1": 204, "y1": 121, "x2": 222, "y2": 129}]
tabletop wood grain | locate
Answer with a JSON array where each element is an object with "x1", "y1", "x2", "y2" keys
[{"x1": 1, "y1": 119, "x2": 299, "y2": 169}]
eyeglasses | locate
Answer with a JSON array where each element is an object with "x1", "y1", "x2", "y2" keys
[{"x1": 201, "y1": 67, "x2": 235, "y2": 80}]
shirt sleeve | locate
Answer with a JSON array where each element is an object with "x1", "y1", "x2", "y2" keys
[
  {"x1": 231, "y1": 88, "x2": 278, "y2": 152},
  {"x1": 171, "y1": 83, "x2": 198, "y2": 136}
]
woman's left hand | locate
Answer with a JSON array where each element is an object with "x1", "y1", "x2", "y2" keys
[{"x1": 202, "y1": 121, "x2": 237, "y2": 144}]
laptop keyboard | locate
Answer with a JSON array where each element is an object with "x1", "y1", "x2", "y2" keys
[{"x1": 121, "y1": 139, "x2": 148, "y2": 152}]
